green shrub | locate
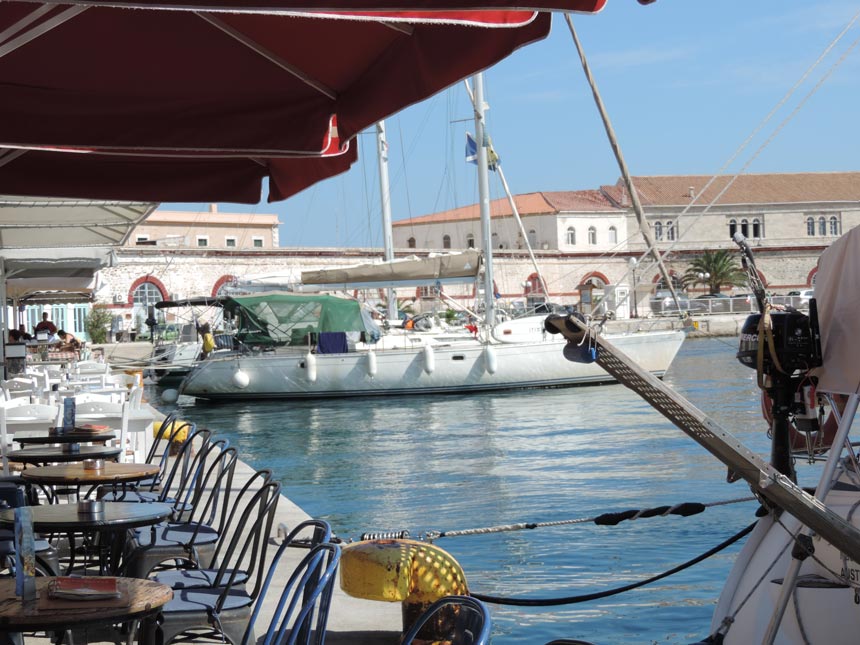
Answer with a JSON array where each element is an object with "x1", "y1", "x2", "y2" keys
[{"x1": 85, "y1": 305, "x2": 112, "y2": 344}]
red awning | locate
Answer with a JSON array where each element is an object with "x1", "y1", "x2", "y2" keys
[{"x1": 0, "y1": 2, "x2": 607, "y2": 202}]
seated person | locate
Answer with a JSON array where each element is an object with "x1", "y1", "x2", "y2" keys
[
  {"x1": 34, "y1": 312, "x2": 57, "y2": 336},
  {"x1": 56, "y1": 330, "x2": 81, "y2": 352},
  {"x1": 198, "y1": 323, "x2": 216, "y2": 359},
  {"x1": 17, "y1": 325, "x2": 32, "y2": 341},
  {"x1": 8, "y1": 329, "x2": 22, "y2": 343}
]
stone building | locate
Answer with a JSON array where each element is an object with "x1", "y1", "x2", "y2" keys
[{"x1": 79, "y1": 171, "x2": 860, "y2": 341}]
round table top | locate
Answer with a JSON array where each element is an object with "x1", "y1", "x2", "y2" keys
[
  {"x1": 20, "y1": 462, "x2": 160, "y2": 484},
  {"x1": 0, "y1": 577, "x2": 172, "y2": 630},
  {"x1": 0, "y1": 501, "x2": 172, "y2": 531},
  {"x1": 8, "y1": 445, "x2": 121, "y2": 464},
  {"x1": 14, "y1": 429, "x2": 115, "y2": 445}
]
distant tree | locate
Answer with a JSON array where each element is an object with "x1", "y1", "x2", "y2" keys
[
  {"x1": 682, "y1": 250, "x2": 747, "y2": 295},
  {"x1": 85, "y1": 305, "x2": 112, "y2": 344}
]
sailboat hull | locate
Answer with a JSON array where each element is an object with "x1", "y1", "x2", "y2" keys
[
  {"x1": 179, "y1": 329, "x2": 685, "y2": 400},
  {"x1": 712, "y1": 472, "x2": 860, "y2": 644}
]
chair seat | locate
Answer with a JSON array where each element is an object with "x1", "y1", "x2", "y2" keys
[
  {"x1": 153, "y1": 567, "x2": 249, "y2": 589},
  {"x1": 162, "y1": 586, "x2": 253, "y2": 614},
  {"x1": 133, "y1": 522, "x2": 219, "y2": 548}
]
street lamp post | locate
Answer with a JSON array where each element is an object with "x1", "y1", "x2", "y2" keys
[{"x1": 628, "y1": 257, "x2": 638, "y2": 318}]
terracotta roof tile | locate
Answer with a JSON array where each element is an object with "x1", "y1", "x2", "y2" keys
[
  {"x1": 607, "y1": 172, "x2": 860, "y2": 206},
  {"x1": 392, "y1": 190, "x2": 615, "y2": 227}
]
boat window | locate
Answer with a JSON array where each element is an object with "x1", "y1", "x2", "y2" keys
[
  {"x1": 587, "y1": 226, "x2": 597, "y2": 245},
  {"x1": 442, "y1": 235, "x2": 451, "y2": 249},
  {"x1": 728, "y1": 219, "x2": 737, "y2": 238},
  {"x1": 829, "y1": 216, "x2": 841, "y2": 236},
  {"x1": 654, "y1": 221, "x2": 663, "y2": 241},
  {"x1": 740, "y1": 219, "x2": 749, "y2": 238},
  {"x1": 806, "y1": 216, "x2": 815, "y2": 236},
  {"x1": 408, "y1": 237, "x2": 416, "y2": 248},
  {"x1": 818, "y1": 216, "x2": 826, "y2": 236},
  {"x1": 566, "y1": 227, "x2": 576, "y2": 245},
  {"x1": 608, "y1": 226, "x2": 617, "y2": 244}
]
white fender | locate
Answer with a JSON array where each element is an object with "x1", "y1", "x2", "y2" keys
[
  {"x1": 305, "y1": 352, "x2": 318, "y2": 383},
  {"x1": 367, "y1": 349, "x2": 377, "y2": 377},
  {"x1": 232, "y1": 369, "x2": 250, "y2": 389},
  {"x1": 423, "y1": 344, "x2": 435, "y2": 374},
  {"x1": 483, "y1": 345, "x2": 498, "y2": 374}
]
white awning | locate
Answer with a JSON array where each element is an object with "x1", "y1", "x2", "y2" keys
[{"x1": 0, "y1": 197, "x2": 156, "y2": 248}]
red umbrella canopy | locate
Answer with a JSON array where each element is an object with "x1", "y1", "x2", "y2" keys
[{"x1": 0, "y1": 1, "x2": 607, "y2": 202}]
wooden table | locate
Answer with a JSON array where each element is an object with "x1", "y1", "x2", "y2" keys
[
  {"x1": 8, "y1": 445, "x2": 121, "y2": 466},
  {"x1": 20, "y1": 462, "x2": 161, "y2": 504},
  {"x1": 0, "y1": 502, "x2": 172, "y2": 575},
  {"x1": 0, "y1": 577, "x2": 171, "y2": 645}
]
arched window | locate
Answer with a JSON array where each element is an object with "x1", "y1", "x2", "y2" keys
[
  {"x1": 608, "y1": 226, "x2": 617, "y2": 244},
  {"x1": 566, "y1": 227, "x2": 576, "y2": 245},
  {"x1": 666, "y1": 221, "x2": 675, "y2": 241},
  {"x1": 818, "y1": 217, "x2": 826, "y2": 236},
  {"x1": 654, "y1": 221, "x2": 663, "y2": 241},
  {"x1": 442, "y1": 235, "x2": 451, "y2": 249},
  {"x1": 728, "y1": 219, "x2": 737, "y2": 238},
  {"x1": 407, "y1": 237, "x2": 416, "y2": 248},
  {"x1": 752, "y1": 218, "x2": 762, "y2": 238},
  {"x1": 466, "y1": 234, "x2": 475, "y2": 249},
  {"x1": 527, "y1": 229, "x2": 537, "y2": 248},
  {"x1": 806, "y1": 217, "x2": 815, "y2": 236},
  {"x1": 132, "y1": 281, "x2": 164, "y2": 333},
  {"x1": 587, "y1": 226, "x2": 597, "y2": 245},
  {"x1": 740, "y1": 219, "x2": 749, "y2": 238},
  {"x1": 830, "y1": 216, "x2": 841, "y2": 236}
]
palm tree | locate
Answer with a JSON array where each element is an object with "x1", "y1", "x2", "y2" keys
[{"x1": 682, "y1": 250, "x2": 747, "y2": 295}]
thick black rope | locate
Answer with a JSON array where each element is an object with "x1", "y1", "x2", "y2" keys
[{"x1": 471, "y1": 521, "x2": 756, "y2": 607}]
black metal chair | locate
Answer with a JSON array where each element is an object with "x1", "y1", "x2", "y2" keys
[
  {"x1": 140, "y1": 520, "x2": 336, "y2": 645},
  {"x1": 123, "y1": 439, "x2": 237, "y2": 579},
  {"x1": 401, "y1": 595, "x2": 492, "y2": 645},
  {"x1": 151, "y1": 471, "x2": 277, "y2": 590}
]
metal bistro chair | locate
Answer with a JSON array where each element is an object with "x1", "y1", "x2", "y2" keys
[
  {"x1": 123, "y1": 440, "x2": 237, "y2": 579},
  {"x1": 401, "y1": 595, "x2": 492, "y2": 645},
  {"x1": 141, "y1": 522, "x2": 338, "y2": 645},
  {"x1": 0, "y1": 479, "x2": 60, "y2": 577},
  {"x1": 151, "y1": 471, "x2": 277, "y2": 590}
]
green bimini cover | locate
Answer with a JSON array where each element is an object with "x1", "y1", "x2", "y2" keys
[{"x1": 224, "y1": 291, "x2": 369, "y2": 346}]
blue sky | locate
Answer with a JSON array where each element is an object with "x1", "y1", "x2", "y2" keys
[{"x1": 165, "y1": 1, "x2": 860, "y2": 248}]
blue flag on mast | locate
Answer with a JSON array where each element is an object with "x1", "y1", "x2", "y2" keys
[{"x1": 465, "y1": 133, "x2": 499, "y2": 171}]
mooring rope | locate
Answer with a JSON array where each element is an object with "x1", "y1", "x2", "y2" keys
[
  {"x1": 472, "y1": 521, "x2": 756, "y2": 607},
  {"x1": 422, "y1": 496, "x2": 755, "y2": 541}
]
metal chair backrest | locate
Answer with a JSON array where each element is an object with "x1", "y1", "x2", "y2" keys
[
  {"x1": 208, "y1": 478, "x2": 280, "y2": 591},
  {"x1": 240, "y1": 533, "x2": 339, "y2": 645},
  {"x1": 401, "y1": 595, "x2": 492, "y2": 645},
  {"x1": 163, "y1": 432, "x2": 222, "y2": 514},
  {"x1": 180, "y1": 442, "x2": 238, "y2": 534},
  {"x1": 153, "y1": 426, "x2": 209, "y2": 502}
]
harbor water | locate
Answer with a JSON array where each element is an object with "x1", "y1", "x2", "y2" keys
[{"x1": 157, "y1": 336, "x2": 823, "y2": 644}]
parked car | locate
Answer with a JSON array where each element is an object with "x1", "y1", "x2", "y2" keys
[
  {"x1": 693, "y1": 293, "x2": 731, "y2": 313},
  {"x1": 649, "y1": 290, "x2": 704, "y2": 315},
  {"x1": 786, "y1": 289, "x2": 814, "y2": 308}
]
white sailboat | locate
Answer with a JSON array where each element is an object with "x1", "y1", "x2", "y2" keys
[{"x1": 178, "y1": 74, "x2": 685, "y2": 402}]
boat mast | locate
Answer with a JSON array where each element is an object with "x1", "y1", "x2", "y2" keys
[
  {"x1": 472, "y1": 73, "x2": 496, "y2": 327},
  {"x1": 565, "y1": 15, "x2": 682, "y2": 312},
  {"x1": 375, "y1": 120, "x2": 398, "y2": 322},
  {"x1": 463, "y1": 79, "x2": 550, "y2": 303}
]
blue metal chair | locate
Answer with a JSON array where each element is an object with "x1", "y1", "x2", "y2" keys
[
  {"x1": 140, "y1": 520, "x2": 336, "y2": 645},
  {"x1": 123, "y1": 439, "x2": 237, "y2": 578},
  {"x1": 401, "y1": 595, "x2": 492, "y2": 645}
]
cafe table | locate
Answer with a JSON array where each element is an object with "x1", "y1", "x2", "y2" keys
[
  {"x1": 13, "y1": 428, "x2": 116, "y2": 446},
  {"x1": 0, "y1": 576, "x2": 172, "y2": 645},
  {"x1": 0, "y1": 501, "x2": 173, "y2": 575},
  {"x1": 20, "y1": 462, "x2": 161, "y2": 502},
  {"x1": 7, "y1": 445, "x2": 122, "y2": 466}
]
